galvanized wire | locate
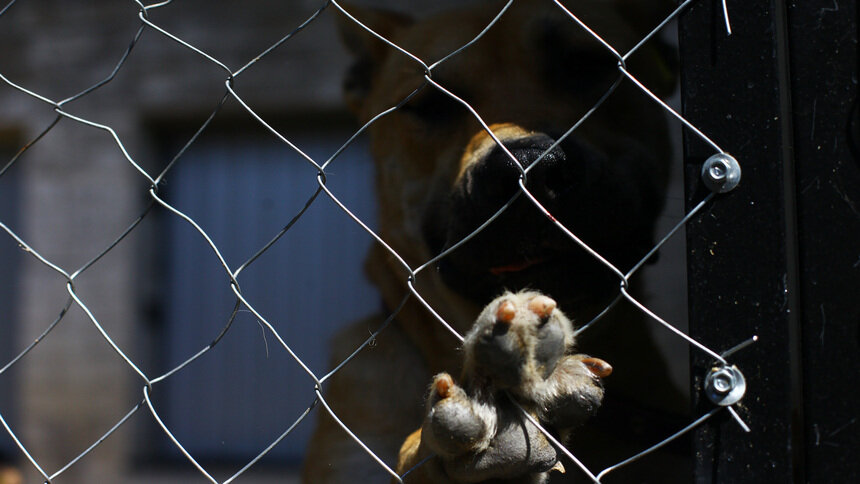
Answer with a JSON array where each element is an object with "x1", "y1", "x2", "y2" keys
[{"x1": 0, "y1": 0, "x2": 758, "y2": 482}]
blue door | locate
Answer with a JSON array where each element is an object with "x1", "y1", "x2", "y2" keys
[{"x1": 156, "y1": 129, "x2": 379, "y2": 465}]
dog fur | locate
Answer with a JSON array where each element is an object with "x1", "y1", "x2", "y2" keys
[
  {"x1": 303, "y1": 1, "x2": 683, "y2": 482},
  {"x1": 397, "y1": 291, "x2": 611, "y2": 484}
]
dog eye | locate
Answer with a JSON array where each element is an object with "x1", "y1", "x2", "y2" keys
[{"x1": 399, "y1": 88, "x2": 464, "y2": 123}]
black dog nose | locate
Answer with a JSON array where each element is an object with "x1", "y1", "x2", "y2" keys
[{"x1": 460, "y1": 132, "x2": 569, "y2": 205}]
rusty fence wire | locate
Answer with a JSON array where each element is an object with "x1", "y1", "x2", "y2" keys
[{"x1": 0, "y1": 0, "x2": 758, "y2": 482}]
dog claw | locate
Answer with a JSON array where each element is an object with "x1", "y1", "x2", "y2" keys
[
  {"x1": 434, "y1": 373, "x2": 454, "y2": 398},
  {"x1": 496, "y1": 299, "x2": 517, "y2": 323},
  {"x1": 581, "y1": 357, "x2": 613, "y2": 378},
  {"x1": 527, "y1": 295, "x2": 557, "y2": 319}
]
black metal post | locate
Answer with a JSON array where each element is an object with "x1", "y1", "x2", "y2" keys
[
  {"x1": 679, "y1": 0, "x2": 801, "y2": 482},
  {"x1": 679, "y1": 0, "x2": 859, "y2": 482},
  {"x1": 785, "y1": 0, "x2": 860, "y2": 480}
]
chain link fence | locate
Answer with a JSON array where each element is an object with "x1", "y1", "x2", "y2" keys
[{"x1": 0, "y1": 0, "x2": 766, "y2": 482}]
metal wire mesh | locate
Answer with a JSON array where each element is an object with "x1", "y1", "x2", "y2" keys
[{"x1": 0, "y1": 0, "x2": 758, "y2": 482}]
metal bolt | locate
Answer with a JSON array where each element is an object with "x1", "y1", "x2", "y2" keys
[
  {"x1": 701, "y1": 153, "x2": 741, "y2": 193},
  {"x1": 711, "y1": 368, "x2": 734, "y2": 394},
  {"x1": 704, "y1": 365, "x2": 747, "y2": 406}
]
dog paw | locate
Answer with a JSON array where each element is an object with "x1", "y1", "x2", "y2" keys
[
  {"x1": 463, "y1": 291, "x2": 574, "y2": 392},
  {"x1": 440, "y1": 399, "x2": 560, "y2": 483},
  {"x1": 421, "y1": 373, "x2": 490, "y2": 458},
  {"x1": 412, "y1": 291, "x2": 610, "y2": 482},
  {"x1": 421, "y1": 373, "x2": 559, "y2": 482},
  {"x1": 537, "y1": 353, "x2": 611, "y2": 430}
]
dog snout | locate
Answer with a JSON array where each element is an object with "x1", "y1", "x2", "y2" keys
[{"x1": 457, "y1": 130, "x2": 574, "y2": 208}]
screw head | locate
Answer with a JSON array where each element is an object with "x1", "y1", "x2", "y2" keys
[
  {"x1": 710, "y1": 369, "x2": 734, "y2": 394},
  {"x1": 701, "y1": 153, "x2": 741, "y2": 193},
  {"x1": 704, "y1": 365, "x2": 747, "y2": 406}
]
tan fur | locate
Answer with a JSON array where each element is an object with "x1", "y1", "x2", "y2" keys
[
  {"x1": 0, "y1": 466, "x2": 22, "y2": 484},
  {"x1": 303, "y1": 1, "x2": 682, "y2": 482},
  {"x1": 458, "y1": 123, "x2": 535, "y2": 180},
  {"x1": 396, "y1": 429, "x2": 423, "y2": 473}
]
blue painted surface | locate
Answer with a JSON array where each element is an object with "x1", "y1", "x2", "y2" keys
[
  {"x1": 158, "y1": 131, "x2": 378, "y2": 462},
  {"x1": 0, "y1": 163, "x2": 20, "y2": 458}
]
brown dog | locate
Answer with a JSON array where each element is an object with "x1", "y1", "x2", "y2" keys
[{"x1": 303, "y1": 1, "x2": 681, "y2": 482}]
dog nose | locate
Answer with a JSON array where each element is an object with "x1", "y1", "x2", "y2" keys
[
  {"x1": 462, "y1": 132, "x2": 567, "y2": 204},
  {"x1": 517, "y1": 136, "x2": 575, "y2": 201}
]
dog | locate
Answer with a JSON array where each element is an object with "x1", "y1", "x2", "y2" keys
[{"x1": 303, "y1": 1, "x2": 682, "y2": 482}]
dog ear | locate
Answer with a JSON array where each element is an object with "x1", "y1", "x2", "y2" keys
[{"x1": 335, "y1": 3, "x2": 414, "y2": 114}]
